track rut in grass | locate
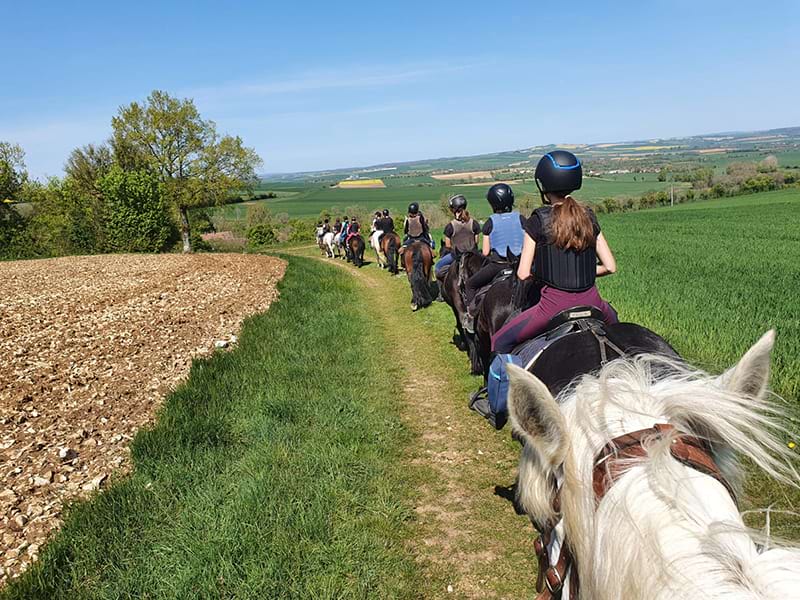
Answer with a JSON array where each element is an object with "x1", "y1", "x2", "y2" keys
[{"x1": 290, "y1": 250, "x2": 537, "y2": 599}]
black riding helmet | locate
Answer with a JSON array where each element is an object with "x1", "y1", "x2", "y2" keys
[
  {"x1": 487, "y1": 183, "x2": 515, "y2": 212},
  {"x1": 382, "y1": 209, "x2": 390, "y2": 216},
  {"x1": 534, "y1": 150, "x2": 583, "y2": 201},
  {"x1": 408, "y1": 202, "x2": 420, "y2": 215},
  {"x1": 448, "y1": 194, "x2": 467, "y2": 213}
]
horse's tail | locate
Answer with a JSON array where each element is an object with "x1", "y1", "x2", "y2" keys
[
  {"x1": 411, "y1": 245, "x2": 433, "y2": 308},
  {"x1": 387, "y1": 235, "x2": 398, "y2": 274}
]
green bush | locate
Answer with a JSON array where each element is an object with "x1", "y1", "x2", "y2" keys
[
  {"x1": 246, "y1": 222, "x2": 276, "y2": 249},
  {"x1": 99, "y1": 167, "x2": 174, "y2": 252}
]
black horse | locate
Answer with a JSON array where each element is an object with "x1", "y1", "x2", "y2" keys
[
  {"x1": 440, "y1": 249, "x2": 486, "y2": 374},
  {"x1": 470, "y1": 254, "x2": 538, "y2": 380},
  {"x1": 403, "y1": 241, "x2": 434, "y2": 311}
]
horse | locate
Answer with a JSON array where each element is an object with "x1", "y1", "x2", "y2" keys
[
  {"x1": 506, "y1": 330, "x2": 800, "y2": 599},
  {"x1": 315, "y1": 226, "x2": 325, "y2": 254},
  {"x1": 348, "y1": 234, "x2": 365, "y2": 267},
  {"x1": 380, "y1": 232, "x2": 401, "y2": 275},
  {"x1": 322, "y1": 231, "x2": 337, "y2": 258},
  {"x1": 403, "y1": 241, "x2": 434, "y2": 311},
  {"x1": 439, "y1": 249, "x2": 486, "y2": 374},
  {"x1": 334, "y1": 233, "x2": 347, "y2": 259},
  {"x1": 474, "y1": 257, "x2": 539, "y2": 380}
]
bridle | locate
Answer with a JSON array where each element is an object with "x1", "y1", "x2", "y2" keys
[{"x1": 533, "y1": 423, "x2": 736, "y2": 599}]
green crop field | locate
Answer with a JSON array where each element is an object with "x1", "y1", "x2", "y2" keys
[{"x1": 210, "y1": 177, "x2": 684, "y2": 223}]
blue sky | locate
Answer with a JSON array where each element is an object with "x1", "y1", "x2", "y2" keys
[{"x1": 2, "y1": 1, "x2": 799, "y2": 178}]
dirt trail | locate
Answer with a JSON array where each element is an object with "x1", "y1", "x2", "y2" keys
[{"x1": 292, "y1": 250, "x2": 536, "y2": 599}]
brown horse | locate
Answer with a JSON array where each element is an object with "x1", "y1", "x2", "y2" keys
[
  {"x1": 380, "y1": 232, "x2": 402, "y2": 275},
  {"x1": 348, "y1": 234, "x2": 365, "y2": 267},
  {"x1": 402, "y1": 241, "x2": 434, "y2": 311}
]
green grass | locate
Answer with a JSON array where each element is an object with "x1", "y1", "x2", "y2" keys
[
  {"x1": 597, "y1": 188, "x2": 800, "y2": 403},
  {"x1": 3, "y1": 257, "x2": 416, "y2": 600}
]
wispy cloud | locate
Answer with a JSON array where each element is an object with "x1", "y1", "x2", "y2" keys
[{"x1": 186, "y1": 61, "x2": 478, "y2": 105}]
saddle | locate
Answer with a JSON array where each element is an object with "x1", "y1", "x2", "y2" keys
[
  {"x1": 512, "y1": 306, "x2": 612, "y2": 373},
  {"x1": 469, "y1": 266, "x2": 514, "y2": 311}
]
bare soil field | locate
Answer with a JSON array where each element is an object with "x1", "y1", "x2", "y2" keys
[
  {"x1": 0, "y1": 253, "x2": 286, "y2": 584},
  {"x1": 431, "y1": 171, "x2": 493, "y2": 181}
]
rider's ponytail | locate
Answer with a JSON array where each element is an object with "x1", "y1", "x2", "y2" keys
[
  {"x1": 551, "y1": 195, "x2": 594, "y2": 251},
  {"x1": 456, "y1": 208, "x2": 471, "y2": 222}
]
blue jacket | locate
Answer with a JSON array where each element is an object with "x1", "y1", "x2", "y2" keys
[{"x1": 489, "y1": 212, "x2": 525, "y2": 258}]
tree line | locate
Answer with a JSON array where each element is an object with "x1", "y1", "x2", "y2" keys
[{"x1": 1, "y1": 90, "x2": 261, "y2": 260}]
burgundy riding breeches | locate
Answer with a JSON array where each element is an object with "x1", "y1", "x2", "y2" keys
[{"x1": 491, "y1": 284, "x2": 618, "y2": 353}]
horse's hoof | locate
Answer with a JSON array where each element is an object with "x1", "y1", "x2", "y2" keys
[{"x1": 411, "y1": 304, "x2": 418, "y2": 311}]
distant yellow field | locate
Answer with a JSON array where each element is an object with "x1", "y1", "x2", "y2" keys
[{"x1": 336, "y1": 179, "x2": 386, "y2": 188}]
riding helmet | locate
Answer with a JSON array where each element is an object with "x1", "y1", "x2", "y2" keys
[
  {"x1": 448, "y1": 194, "x2": 467, "y2": 212},
  {"x1": 408, "y1": 202, "x2": 420, "y2": 215},
  {"x1": 382, "y1": 209, "x2": 390, "y2": 216},
  {"x1": 534, "y1": 150, "x2": 582, "y2": 197},
  {"x1": 487, "y1": 183, "x2": 515, "y2": 212}
]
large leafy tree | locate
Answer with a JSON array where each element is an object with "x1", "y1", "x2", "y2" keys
[
  {"x1": 64, "y1": 143, "x2": 114, "y2": 199},
  {"x1": 111, "y1": 91, "x2": 262, "y2": 252}
]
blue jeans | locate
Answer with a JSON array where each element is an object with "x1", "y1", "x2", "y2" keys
[{"x1": 434, "y1": 252, "x2": 455, "y2": 277}]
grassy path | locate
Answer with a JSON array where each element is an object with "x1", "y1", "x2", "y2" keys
[
  {"x1": 289, "y1": 248, "x2": 536, "y2": 599},
  {"x1": 4, "y1": 257, "x2": 419, "y2": 599}
]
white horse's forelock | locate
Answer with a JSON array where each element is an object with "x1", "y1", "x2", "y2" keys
[{"x1": 516, "y1": 352, "x2": 800, "y2": 599}]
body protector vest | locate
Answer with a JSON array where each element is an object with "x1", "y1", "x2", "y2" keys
[
  {"x1": 382, "y1": 217, "x2": 395, "y2": 233},
  {"x1": 532, "y1": 206, "x2": 597, "y2": 292},
  {"x1": 450, "y1": 218, "x2": 478, "y2": 253},
  {"x1": 407, "y1": 214, "x2": 423, "y2": 237},
  {"x1": 489, "y1": 212, "x2": 525, "y2": 258}
]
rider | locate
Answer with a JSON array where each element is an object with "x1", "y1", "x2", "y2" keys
[
  {"x1": 403, "y1": 202, "x2": 434, "y2": 248},
  {"x1": 339, "y1": 216, "x2": 350, "y2": 245},
  {"x1": 380, "y1": 209, "x2": 394, "y2": 235},
  {"x1": 346, "y1": 216, "x2": 361, "y2": 244},
  {"x1": 333, "y1": 217, "x2": 342, "y2": 236},
  {"x1": 370, "y1": 210, "x2": 383, "y2": 251},
  {"x1": 322, "y1": 218, "x2": 331, "y2": 234},
  {"x1": 434, "y1": 194, "x2": 480, "y2": 279},
  {"x1": 491, "y1": 150, "x2": 618, "y2": 353},
  {"x1": 461, "y1": 184, "x2": 525, "y2": 332}
]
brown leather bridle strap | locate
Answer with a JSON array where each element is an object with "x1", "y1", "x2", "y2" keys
[
  {"x1": 592, "y1": 423, "x2": 737, "y2": 504},
  {"x1": 534, "y1": 529, "x2": 575, "y2": 600}
]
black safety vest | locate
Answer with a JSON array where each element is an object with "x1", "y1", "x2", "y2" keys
[{"x1": 532, "y1": 206, "x2": 596, "y2": 292}]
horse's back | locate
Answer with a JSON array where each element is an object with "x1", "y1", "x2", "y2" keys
[{"x1": 530, "y1": 322, "x2": 678, "y2": 397}]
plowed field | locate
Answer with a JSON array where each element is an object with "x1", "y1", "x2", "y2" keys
[{"x1": 0, "y1": 253, "x2": 286, "y2": 584}]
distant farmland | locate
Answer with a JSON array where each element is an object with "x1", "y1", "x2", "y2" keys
[{"x1": 210, "y1": 175, "x2": 685, "y2": 221}]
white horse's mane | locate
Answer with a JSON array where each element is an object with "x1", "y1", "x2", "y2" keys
[{"x1": 511, "y1": 338, "x2": 800, "y2": 599}]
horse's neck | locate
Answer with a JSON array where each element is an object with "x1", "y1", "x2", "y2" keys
[{"x1": 562, "y1": 398, "x2": 766, "y2": 599}]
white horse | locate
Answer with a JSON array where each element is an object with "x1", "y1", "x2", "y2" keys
[
  {"x1": 507, "y1": 331, "x2": 800, "y2": 599},
  {"x1": 322, "y1": 231, "x2": 337, "y2": 258}
]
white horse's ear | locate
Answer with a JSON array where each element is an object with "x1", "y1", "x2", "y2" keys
[
  {"x1": 720, "y1": 330, "x2": 775, "y2": 399},
  {"x1": 507, "y1": 364, "x2": 567, "y2": 470}
]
